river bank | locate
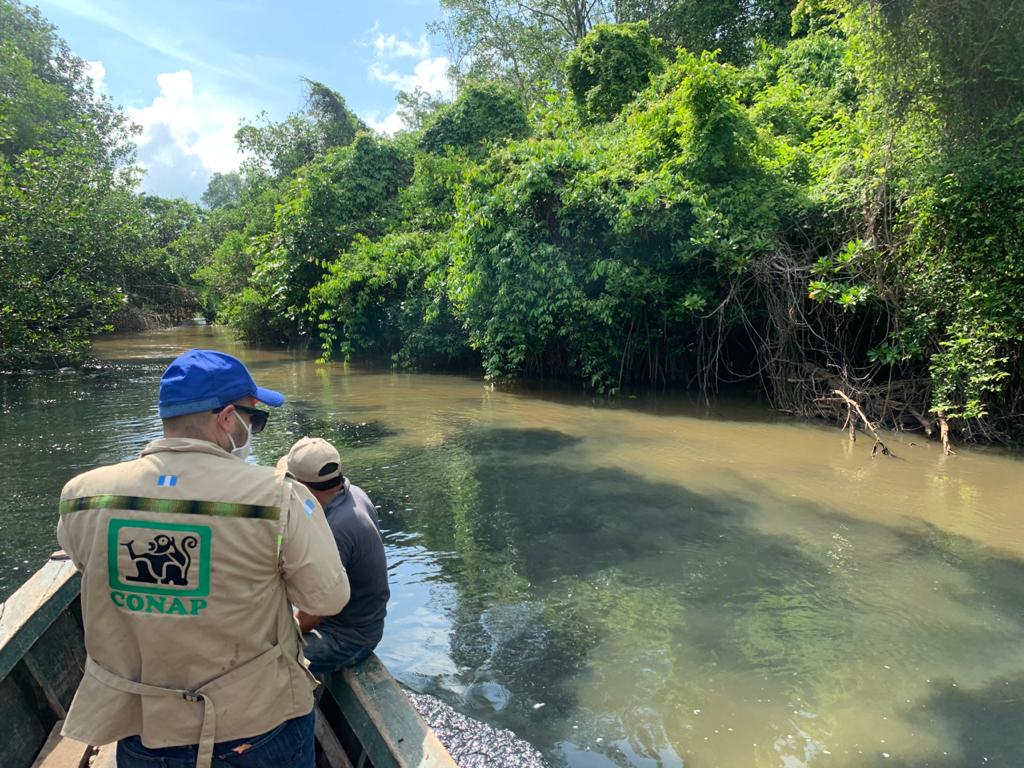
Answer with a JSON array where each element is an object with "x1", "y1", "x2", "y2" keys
[{"x1": 86, "y1": 321, "x2": 1019, "y2": 456}]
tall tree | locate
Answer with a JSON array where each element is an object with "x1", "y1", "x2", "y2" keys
[
  {"x1": 432, "y1": 0, "x2": 613, "y2": 105},
  {"x1": 236, "y1": 79, "x2": 366, "y2": 178},
  {"x1": 614, "y1": 0, "x2": 797, "y2": 63},
  {"x1": 435, "y1": 0, "x2": 797, "y2": 106},
  {"x1": 396, "y1": 87, "x2": 447, "y2": 131},
  {"x1": 0, "y1": 0, "x2": 149, "y2": 367},
  {"x1": 201, "y1": 171, "x2": 243, "y2": 210}
]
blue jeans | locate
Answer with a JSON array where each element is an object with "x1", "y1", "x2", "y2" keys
[
  {"x1": 115, "y1": 710, "x2": 314, "y2": 768},
  {"x1": 302, "y1": 629, "x2": 372, "y2": 676}
]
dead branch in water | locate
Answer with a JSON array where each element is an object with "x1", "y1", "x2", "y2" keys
[
  {"x1": 937, "y1": 412, "x2": 955, "y2": 455},
  {"x1": 831, "y1": 389, "x2": 892, "y2": 457}
]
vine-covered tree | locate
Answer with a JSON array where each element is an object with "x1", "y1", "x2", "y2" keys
[
  {"x1": 565, "y1": 21, "x2": 664, "y2": 122},
  {"x1": 236, "y1": 79, "x2": 366, "y2": 179},
  {"x1": 420, "y1": 82, "x2": 530, "y2": 155}
]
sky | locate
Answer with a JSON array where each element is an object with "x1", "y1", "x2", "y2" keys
[{"x1": 34, "y1": 0, "x2": 451, "y2": 200}]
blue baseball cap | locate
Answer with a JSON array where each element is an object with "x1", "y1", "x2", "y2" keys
[{"x1": 158, "y1": 349, "x2": 285, "y2": 418}]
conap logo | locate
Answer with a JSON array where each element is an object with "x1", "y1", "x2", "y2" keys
[{"x1": 107, "y1": 520, "x2": 211, "y2": 616}]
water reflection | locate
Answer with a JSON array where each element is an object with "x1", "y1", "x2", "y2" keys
[{"x1": 2, "y1": 326, "x2": 1024, "y2": 767}]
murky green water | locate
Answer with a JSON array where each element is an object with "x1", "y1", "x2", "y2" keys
[{"x1": 3, "y1": 326, "x2": 1024, "y2": 767}]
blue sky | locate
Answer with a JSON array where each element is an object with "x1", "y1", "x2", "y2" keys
[{"x1": 34, "y1": 0, "x2": 449, "y2": 200}]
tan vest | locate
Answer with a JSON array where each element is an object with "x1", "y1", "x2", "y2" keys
[{"x1": 56, "y1": 438, "x2": 349, "y2": 763}]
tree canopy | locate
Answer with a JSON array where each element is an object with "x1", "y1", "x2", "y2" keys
[
  {"x1": 0, "y1": 0, "x2": 169, "y2": 367},
  {"x1": 4, "y1": 0, "x2": 1023, "y2": 446},
  {"x1": 565, "y1": 21, "x2": 663, "y2": 122}
]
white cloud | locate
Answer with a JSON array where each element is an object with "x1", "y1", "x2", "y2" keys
[
  {"x1": 374, "y1": 33, "x2": 431, "y2": 59},
  {"x1": 364, "y1": 55, "x2": 454, "y2": 136},
  {"x1": 84, "y1": 60, "x2": 107, "y2": 97},
  {"x1": 367, "y1": 110, "x2": 406, "y2": 136},
  {"x1": 127, "y1": 70, "x2": 246, "y2": 199},
  {"x1": 361, "y1": 26, "x2": 454, "y2": 137},
  {"x1": 369, "y1": 56, "x2": 453, "y2": 98}
]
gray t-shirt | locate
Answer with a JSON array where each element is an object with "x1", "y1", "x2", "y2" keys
[{"x1": 318, "y1": 479, "x2": 390, "y2": 649}]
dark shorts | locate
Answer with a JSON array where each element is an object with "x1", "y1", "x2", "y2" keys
[
  {"x1": 302, "y1": 629, "x2": 373, "y2": 676},
  {"x1": 115, "y1": 710, "x2": 314, "y2": 768}
]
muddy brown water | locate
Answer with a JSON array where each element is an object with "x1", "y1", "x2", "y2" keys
[{"x1": 2, "y1": 325, "x2": 1023, "y2": 767}]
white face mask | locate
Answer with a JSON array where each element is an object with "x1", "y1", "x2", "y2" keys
[{"x1": 227, "y1": 411, "x2": 253, "y2": 460}]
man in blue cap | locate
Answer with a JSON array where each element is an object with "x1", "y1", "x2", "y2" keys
[{"x1": 57, "y1": 349, "x2": 350, "y2": 768}]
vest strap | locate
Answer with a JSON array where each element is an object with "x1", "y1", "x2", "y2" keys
[{"x1": 85, "y1": 644, "x2": 284, "y2": 768}]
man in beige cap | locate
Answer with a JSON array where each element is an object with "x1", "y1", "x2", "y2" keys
[
  {"x1": 57, "y1": 350, "x2": 350, "y2": 768},
  {"x1": 278, "y1": 437, "x2": 390, "y2": 673}
]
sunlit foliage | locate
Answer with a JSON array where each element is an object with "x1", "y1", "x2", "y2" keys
[
  {"x1": 6, "y1": 0, "x2": 1022, "y2": 443},
  {"x1": 565, "y1": 22, "x2": 663, "y2": 122}
]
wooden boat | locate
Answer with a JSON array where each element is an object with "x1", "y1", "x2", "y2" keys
[{"x1": 1, "y1": 553, "x2": 457, "y2": 768}]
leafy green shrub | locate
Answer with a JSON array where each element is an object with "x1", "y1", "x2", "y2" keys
[
  {"x1": 566, "y1": 22, "x2": 664, "y2": 123},
  {"x1": 231, "y1": 134, "x2": 414, "y2": 342},
  {"x1": 312, "y1": 231, "x2": 470, "y2": 367},
  {"x1": 420, "y1": 83, "x2": 529, "y2": 156},
  {"x1": 449, "y1": 51, "x2": 796, "y2": 390},
  {"x1": 0, "y1": 140, "x2": 145, "y2": 367},
  {"x1": 905, "y1": 148, "x2": 1024, "y2": 423}
]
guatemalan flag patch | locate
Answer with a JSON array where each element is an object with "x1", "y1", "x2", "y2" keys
[
  {"x1": 304, "y1": 499, "x2": 316, "y2": 517},
  {"x1": 157, "y1": 475, "x2": 178, "y2": 487}
]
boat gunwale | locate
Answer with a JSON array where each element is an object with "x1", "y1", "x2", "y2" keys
[{"x1": 0, "y1": 555, "x2": 80, "y2": 683}]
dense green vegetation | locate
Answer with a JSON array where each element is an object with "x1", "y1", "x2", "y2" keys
[
  {"x1": 0, "y1": 1, "x2": 210, "y2": 367},
  {"x1": 2, "y1": 0, "x2": 1022, "y2": 445}
]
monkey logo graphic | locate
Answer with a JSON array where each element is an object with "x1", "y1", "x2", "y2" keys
[{"x1": 121, "y1": 533, "x2": 199, "y2": 586}]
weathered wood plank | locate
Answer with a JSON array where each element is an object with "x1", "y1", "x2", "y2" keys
[
  {"x1": 323, "y1": 655, "x2": 457, "y2": 768},
  {"x1": 22, "y1": 651, "x2": 68, "y2": 719},
  {"x1": 0, "y1": 556, "x2": 80, "y2": 683},
  {"x1": 1, "y1": 668, "x2": 50, "y2": 768},
  {"x1": 29, "y1": 721, "x2": 92, "y2": 768},
  {"x1": 315, "y1": 705, "x2": 355, "y2": 768},
  {"x1": 22, "y1": 610, "x2": 87, "y2": 716}
]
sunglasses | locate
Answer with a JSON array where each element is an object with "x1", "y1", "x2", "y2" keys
[{"x1": 213, "y1": 403, "x2": 270, "y2": 434}]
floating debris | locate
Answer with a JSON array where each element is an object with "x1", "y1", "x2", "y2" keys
[{"x1": 406, "y1": 691, "x2": 548, "y2": 768}]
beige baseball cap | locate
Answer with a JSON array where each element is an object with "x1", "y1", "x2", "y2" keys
[{"x1": 278, "y1": 437, "x2": 342, "y2": 484}]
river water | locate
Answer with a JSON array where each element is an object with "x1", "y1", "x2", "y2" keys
[{"x1": 2, "y1": 325, "x2": 1023, "y2": 767}]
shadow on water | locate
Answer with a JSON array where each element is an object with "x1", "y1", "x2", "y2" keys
[
  {"x1": 460, "y1": 427, "x2": 583, "y2": 455},
  {"x1": 277, "y1": 402, "x2": 399, "y2": 449},
  {"x1": 890, "y1": 520, "x2": 1024, "y2": 623},
  {"x1": 366, "y1": 424, "x2": 1024, "y2": 768},
  {"x1": 372, "y1": 427, "x2": 813, "y2": 762},
  {"x1": 880, "y1": 675, "x2": 1024, "y2": 768},
  {"x1": 491, "y1": 377, "x2": 792, "y2": 426}
]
